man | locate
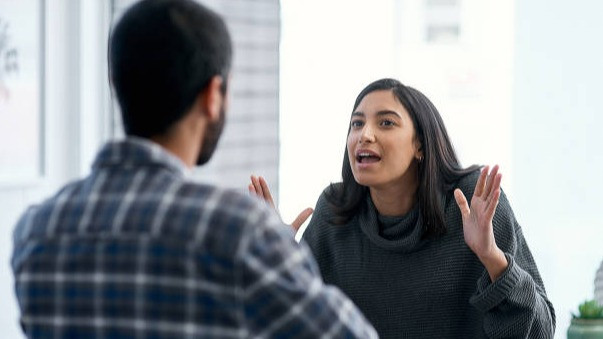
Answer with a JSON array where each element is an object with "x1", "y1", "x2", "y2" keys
[{"x1": 11, "y1": 0, "x2": 378, "y2": 337}]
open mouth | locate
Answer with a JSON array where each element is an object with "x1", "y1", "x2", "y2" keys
[{"x1": 356, "y1": 152, "x2": 381, "y2": 164}]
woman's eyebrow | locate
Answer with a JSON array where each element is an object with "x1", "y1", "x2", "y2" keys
[
  {"x1": 351, "y1": 110, "x2": 401, "y2": 118},
  {"x1": 376, "y1": 110, "x2": 402, "y2": 118}
]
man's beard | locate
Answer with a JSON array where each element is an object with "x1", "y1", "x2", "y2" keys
[{"x1": 196, "y1": 105, "x2": 225, "y2": 166}]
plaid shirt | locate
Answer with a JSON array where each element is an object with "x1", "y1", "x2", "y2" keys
[{"x1": 12, "y1": 137, "x2": 377, "y2": 339}]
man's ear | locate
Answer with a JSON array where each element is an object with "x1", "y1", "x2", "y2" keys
[{"x1": 201, "y1": 75, "x2": 224, "y2": 123}]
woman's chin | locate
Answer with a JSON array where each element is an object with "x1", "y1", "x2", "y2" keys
[{"x1": 353, "y1": 176, "x2": 380, "y2": 188}]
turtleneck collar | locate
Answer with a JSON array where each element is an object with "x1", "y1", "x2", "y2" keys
[{"x1": 358, "y1": 194, "x2": 427, "y2": 253}]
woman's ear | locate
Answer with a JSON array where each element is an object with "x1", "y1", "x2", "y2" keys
[{"x1": 414, "y1": 139, "x2": 424, "y2": 161}]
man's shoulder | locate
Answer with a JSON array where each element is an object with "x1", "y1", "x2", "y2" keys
[
  {"x1": 176, "y1": 181, "x2": 266, "y2": 215},
  {"x1": 24, "y1": 178, "x2": 85, "y2": 218},
  {"x1": 12, "y1": 178, "x2": 84, "y2": 242},
  {"x1": 172, "y1": 181, "x2": 282, "y2": 233},
  {"x1": 13, "y1": 175, "x2": 274, "y2": 243}
]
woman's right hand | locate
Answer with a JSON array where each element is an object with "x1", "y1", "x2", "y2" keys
[{"x1": 249, "y1": 175, "x2": 313, "y2": 233}]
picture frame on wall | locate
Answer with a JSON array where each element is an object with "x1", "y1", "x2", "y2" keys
[{"x1": 0, "y1": 0, "x2": 44, "y2": 185}]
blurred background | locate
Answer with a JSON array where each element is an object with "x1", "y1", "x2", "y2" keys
[{"x1": 1, "y1": 0, "x2": 602, "y2": 337}]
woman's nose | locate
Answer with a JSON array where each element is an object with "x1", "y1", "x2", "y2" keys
[{"x1": 359, "y1": 125, "x2": 375, "y2": 143}]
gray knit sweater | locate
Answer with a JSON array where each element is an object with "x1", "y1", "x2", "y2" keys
[{"x1": 302, "y1": 172, "x2": 555, "y2": 338}]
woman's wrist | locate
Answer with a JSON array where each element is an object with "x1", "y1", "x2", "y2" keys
[{"x1": 478, "y1": 247, "x2": 508, "y2": 282}]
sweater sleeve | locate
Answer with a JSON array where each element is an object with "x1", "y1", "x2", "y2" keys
[{"x1": 469, "y1": 191, "x2": 556, "y2": 338}]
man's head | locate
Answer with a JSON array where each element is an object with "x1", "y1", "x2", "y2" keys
[{"x1": 109, "y1": 0, "x2": 232, "y2": 165}]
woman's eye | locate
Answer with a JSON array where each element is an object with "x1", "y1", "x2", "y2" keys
[
  {"x1": 351, "y1": 120, "x2": 364, "y2": 128},
  {"x1": 381, "y1": 120, "x2": 395, "y2": 127}
]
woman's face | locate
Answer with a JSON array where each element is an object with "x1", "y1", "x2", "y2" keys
[{"x1": 347, "y1": 89, "x2": 422, "y2": 190}]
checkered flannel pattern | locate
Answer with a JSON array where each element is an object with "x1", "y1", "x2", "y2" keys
[{"x1": 12, "y1": 137, "x2": 377, "y2": 338}]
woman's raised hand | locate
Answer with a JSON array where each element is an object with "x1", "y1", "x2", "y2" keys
[
  {"x1": 453, "y1": 165, "x2": 508, "y2": 282},
  {"x1": 248, "y1": 175, "x2": 313, "y2": 234}
]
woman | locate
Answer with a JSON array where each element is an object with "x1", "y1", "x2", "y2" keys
[{"x1": 250, "y1": 78, "x2": 555, "y2": 338}]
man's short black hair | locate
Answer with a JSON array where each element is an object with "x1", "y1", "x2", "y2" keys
[{"x1": 109, "y1": 0, "x2": 232, "y2": 138}]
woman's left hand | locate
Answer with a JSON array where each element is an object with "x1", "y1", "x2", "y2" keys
[{"x1": 454, "y1": 165, "x2": 508, "y2": 282}]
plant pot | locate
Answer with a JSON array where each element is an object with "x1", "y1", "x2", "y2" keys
[{"x1": 567, "y1": 318, "x2": 603, "y2": 339}]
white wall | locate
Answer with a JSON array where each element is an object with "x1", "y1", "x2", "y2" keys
[
  {"x1": 514, "y1": 0, "x2": 603, "y2": 336},
  {"x1": 393, "y1": 0, "x2": 515, "y2": 189},
  {"x1": 279, "y1": 0, "x2": 396, "y2": 229},
  {"x1": 0, "y1": 1, "x2": 110, "y2": 337}
]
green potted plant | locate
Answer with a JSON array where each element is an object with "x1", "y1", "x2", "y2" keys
[{"x1": 567, "y1": 299, "x2": 603, "y2": 339}]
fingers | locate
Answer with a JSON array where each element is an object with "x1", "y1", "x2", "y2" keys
[
  {"x1": 482, "y1": 165, "x2": 499, "y2": 198},
  {"x1": 258, "y1": 176, "x2": 275, "y2": 207},
  {"x1": 486, "y1": 186, "x2": 501, "y2": 219},
  {"x1": 250, "y1": 175, "x2": 264, "y2": 198},
  {"x1": 474, "y1": 166, "x2": 489, "y2": 198},
  {"x1": 291, "y1": 208, "x2": 314, "y2": 233},
  {"x1": 454, "y1": 188, "x2": 470, "y2": 218},
  {"x1": 485, "y1": 172, "x2": 502, "y2": 217},
  {"x1": 249, "y1": 175, "x2": 313, "y2": 234},
  {"x1": 250, "y1": 175, "x2": 276, "y2": 209},
  {"x1": 489, "y1": 171, "x2": 502, "y2": 200}
]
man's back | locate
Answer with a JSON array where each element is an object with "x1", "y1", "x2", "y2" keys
[{"x1": 12, "y1": 138, "x2": 377, "y2": 338}]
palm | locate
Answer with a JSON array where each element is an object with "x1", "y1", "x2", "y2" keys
[
  {"x1": 248, "y1": 175, "x2": 313, "y2": 233},
  {"x1": 454, "y1": 165, "x2": 502, "y2": 258}
]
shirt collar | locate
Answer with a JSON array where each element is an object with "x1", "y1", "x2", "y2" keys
[{"x1": 92, "y1": 137, "x2": 189, "y2": 177}]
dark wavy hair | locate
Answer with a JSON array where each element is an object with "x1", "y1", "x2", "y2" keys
[
  {"x1": 325, "y1": 78, "x2": 479, "y2": 238},
  {"x1": 109, "y1": 0, "x2": 232, "y2": 138}
]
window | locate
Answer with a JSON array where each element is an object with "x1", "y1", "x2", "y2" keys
[{"x1": 424, "y1": 0, "x2": 461, "y2": 43}]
